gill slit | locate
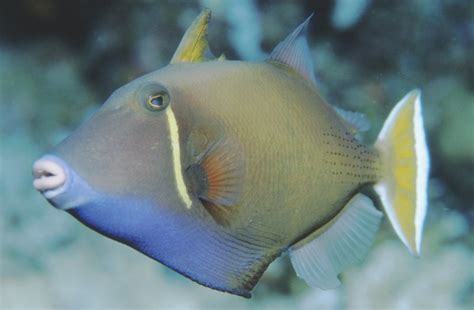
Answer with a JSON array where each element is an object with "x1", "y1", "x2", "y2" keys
[{"x1": 166, "y1": 107, "x2": 193, "y2": 209}]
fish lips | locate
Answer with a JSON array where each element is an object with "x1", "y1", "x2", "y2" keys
[{"x1": 33, "y1": 154, "x2": 95, "y2": 211}]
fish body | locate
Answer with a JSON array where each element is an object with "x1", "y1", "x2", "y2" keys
[
  {"x1": 167, "y1": 60, "x2": 381, "y2": 237},
  {"x1": 33, "y1": 10, "x2": 429, "y2": 297}
]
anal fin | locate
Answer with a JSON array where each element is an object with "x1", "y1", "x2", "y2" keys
[{"x1": 289, "y1": 194, "x2": 383, "y2": 289}]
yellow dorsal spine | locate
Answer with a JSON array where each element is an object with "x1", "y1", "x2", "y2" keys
[{"x1": 170, "y1": 9, "x2": 212, "y2": 64}]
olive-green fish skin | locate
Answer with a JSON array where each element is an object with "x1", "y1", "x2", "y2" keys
[{"x1": 163, "y1": 61, "x2": 383, "y2": 245}]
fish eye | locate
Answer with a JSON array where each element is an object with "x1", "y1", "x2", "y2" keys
[
  {"x1": 137, "y1": 83, "x2": 170, "y2": 112},
  {"x1": 146, "y1": 93, "x2": 169, "y2": 111}
]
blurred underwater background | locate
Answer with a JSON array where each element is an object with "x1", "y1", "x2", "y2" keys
[{"x1": 0, "y1": 0, "x2": 473, "y2": 308}]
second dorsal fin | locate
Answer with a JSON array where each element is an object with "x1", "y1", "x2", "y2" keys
[{"x1": 267, "y1": 14, "x2": 316, "y2": 86}]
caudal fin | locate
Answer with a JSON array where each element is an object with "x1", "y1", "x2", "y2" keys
[{"x1": 374, "y1": 89, "x2": 430, "y2": 256}]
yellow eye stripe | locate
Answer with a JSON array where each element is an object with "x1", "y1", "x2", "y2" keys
[{"x1": 165, "y1": 107, "x2": 193, "y2": 209}]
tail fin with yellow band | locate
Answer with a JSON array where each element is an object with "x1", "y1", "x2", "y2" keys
[{"x1": 374, "y1": 89, "x2": 429, "y2": 256}]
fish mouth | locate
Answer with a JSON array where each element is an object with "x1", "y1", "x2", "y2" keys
[{"x1": 33, "y1": 155, "x2": 71, "y2": 201}]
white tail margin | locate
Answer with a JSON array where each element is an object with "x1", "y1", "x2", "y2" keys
[{"x1": 374, "y1": 89, "x2": 430, "y2": 255}]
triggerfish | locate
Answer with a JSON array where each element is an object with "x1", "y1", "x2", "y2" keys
[{"x1": 33, "y1": 10, "x2": 430, "y2": 297}]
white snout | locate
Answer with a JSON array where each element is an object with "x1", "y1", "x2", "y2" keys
[{"x1": 33, "y1": 159, "x2": 66, "y2": 192}]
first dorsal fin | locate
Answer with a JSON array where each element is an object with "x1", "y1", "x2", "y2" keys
[
  {"x1": 170, "y1": 9, "x2": 213, "y2": 64},
  {"x1": 267, "y1": 14, "x2": 316, "y2": 86}
]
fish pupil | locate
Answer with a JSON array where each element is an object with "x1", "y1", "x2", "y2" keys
[{"x1": 150, "y1": 95, "x2": 163, "y2": 107}]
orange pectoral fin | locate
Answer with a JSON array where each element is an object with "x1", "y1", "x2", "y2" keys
[{"x1": 187, "y1": 137, "x2": 245, "y2": 225}]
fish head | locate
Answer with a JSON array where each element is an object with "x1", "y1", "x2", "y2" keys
[{"x1": 33, "y1": 65, "x2": 204, "y2": 238}]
